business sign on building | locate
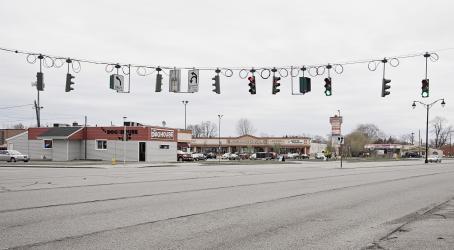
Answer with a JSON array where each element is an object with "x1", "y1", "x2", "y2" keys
[
  {"x1": 151, "y1": 129, "x2": 175, "y2": 140},
  {"x1": 329, "y1": 116, "x2": 343, "y2": 136}
]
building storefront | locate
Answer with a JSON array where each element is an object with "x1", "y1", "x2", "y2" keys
[
  {"x1": 6, "y1": 124, "x2": 178, "y2": 162},
  {"x1": 190, "y1": 135, "x2": 313, "y2": 155}
]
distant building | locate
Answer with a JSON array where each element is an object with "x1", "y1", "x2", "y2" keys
[
  {"x1": 365, "y1": 143, "x2": 443, "y2": 158},
  {"x1": 0, "y1": 129, "x2": 26, "y2": 149},
  {"x1": 190, "y1": 134, "x2": 326, "y2": 156},
  {"x1": 6, "y1": 123, "x2": 178, "y2": 162}
]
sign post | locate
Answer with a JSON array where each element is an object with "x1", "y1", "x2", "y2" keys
[{"x1": 338, "y1": 136, "x2": 344, "y2": 168}]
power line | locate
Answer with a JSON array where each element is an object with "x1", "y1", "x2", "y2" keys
[
  {"x1": 0, "y1": 104, "x2": 34, "y2": 110},
  {"x1": 1, "y1": 46, "x2": 453, "y2": 74}
]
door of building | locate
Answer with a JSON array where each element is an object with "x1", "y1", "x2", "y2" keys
[{"x1": 139, "y1": 142, "x2": 146, "y2": 162}]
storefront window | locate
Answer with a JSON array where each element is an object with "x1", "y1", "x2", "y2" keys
[
  {"x1": 43, "y1": 140, "x2": 53, "y2": 149},
  {"x1": 96, "y1": 140, "x2": 107, "y2": 150}
]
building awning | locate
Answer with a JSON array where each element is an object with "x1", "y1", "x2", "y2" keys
[
  {"x1": 37, "y1": 127, "x2": 83, "y2": 140},
  {"x1": 178, "y1": 142, "x2": 190, "y2": 148}
]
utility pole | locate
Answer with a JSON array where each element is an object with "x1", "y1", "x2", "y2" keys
[
  {"x1": 182, "y1": 101, "x2": 189, "y2": 130},
  {"x1": 218, "y1": 114, "x2": 223, "y2": 164},
  {"x1": 418, "y1": 129, "x2": 421, "y2": 156},
  {"x1": 84, "y1": 116, "x2": 87, "y2": 160},
  {"x1": 123, "y1": 116, "x2": 127, "y2": 165}
]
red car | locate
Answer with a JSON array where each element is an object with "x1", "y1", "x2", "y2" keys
[{"x1": 177, "y1": 150, "x2": 194, "y2": 162}]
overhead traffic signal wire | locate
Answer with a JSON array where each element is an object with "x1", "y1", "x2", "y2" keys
[{"x1": 0, "y1": 46, "x2": 452, "y2": 77}]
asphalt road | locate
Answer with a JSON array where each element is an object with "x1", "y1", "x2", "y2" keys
[{"x1": 1, "y1": 160, "x2": 454, "y2": 249}]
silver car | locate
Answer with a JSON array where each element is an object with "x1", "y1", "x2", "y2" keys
[{"x1": 0, "y1": 150, "x2": 30, "y2": 162}]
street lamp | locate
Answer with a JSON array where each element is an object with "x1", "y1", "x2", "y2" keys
[
  {"x1": 218, "y1": 114, "x2": 223, "y2": 163},
  {"x1": 182, "y1": 101, "x2": 189, "y2": 130},
  {"x1": 123, "y1": 116, "x2": 127, "y2": 165},
  {"x1": 411, "y1": 98, "x2": 446, "y2": 163}
]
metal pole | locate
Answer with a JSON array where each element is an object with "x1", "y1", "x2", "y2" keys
[
  {"x1": 218, "y1": 114, "x2": 222, "y2": 164},
  {"x1": 340, "y1": 144, "x2": 343, "y2": 168},
  {"x1": 418, "y1": 129, "x2": 421, "y2": 156},
  {"x1": 425, "y1": 105, "x2": 429, "y2": 164},
  {"x1": 450, "y1": 132, "x2": 452, "y2": 157},
  {"x1": 123, "y1": 116, "x2": 127, "y2": 165},
  {"x1": 182, "y1": 101, "x2": 188, "y2": 130},
  {"x1": 37, "y1": 89, "x2": 41, "y2": 127},
  {"x1": 84, "y1": 115, "x2": 87, "y2": 160}
]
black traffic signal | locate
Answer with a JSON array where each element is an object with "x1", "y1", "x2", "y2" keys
[
  {"x1": 272, "y1": 76, "x2": 281, "y2": 94},
  {"x1": 324, "y1": 77, "x2": 332, "y2": 96},
  {"x1": 421, "y1": 79, "x2": 429, "y2": 98},
  {"x1": 155, "y1": 73, "x2": 163, "y2": 92},
  {"x1": 299, "y1": 77, "x2": 311, "y2": 94},
  {"x1": 248, "y1": 76, "x2": 256, "y2": 95},
  {"x1": 65, "y1": 73, "x2": 75, "y2": 92},
  {"x1": 212, "y1": 75, "x2": 220, "y2": 94},
  {"x1": 36, "y1": 72, "x2": 44, "y2": 91},
  {"x1": 381, "y1": 78, "x2": 391, "y2": 97}
]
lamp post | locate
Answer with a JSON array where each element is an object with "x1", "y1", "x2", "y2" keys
[
  {"x1": 218, "y1": 114, "x2": 223, "y2": 163},
  {"x1": 182, "y1": 101, "x2": 189, "y2": 130},
  {"x1": 123, "y1": 116, "x2": 127, "y2": 165},
  {"x1": 412, "y1": 98, "x2": 446, "y2": 163}
]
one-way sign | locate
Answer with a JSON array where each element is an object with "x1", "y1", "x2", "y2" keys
[
  {"x1": 337, "y1": 136, "x2": 344, "y2": 145},
  {"x1": 188, "y1": 69, "x2": 199, "y2": 93}
]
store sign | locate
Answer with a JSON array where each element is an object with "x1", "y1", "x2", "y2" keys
[
  {"x1": 330, "y1": 116, "x2": 343, "y2": 136},
  {"x1": 151, "y1": 129, "x2": 175, "y2": 140},
  {"x1": 229, "y1": 139, "x2": 267, "y2": 145}
]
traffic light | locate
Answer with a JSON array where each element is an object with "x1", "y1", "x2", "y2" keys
[
  {"x1": 155, "y1": 73, "x2": 163, "y2": 92},
  {"x1": 381, "y1": 78, "x2": 391, "y2": 97},
  {"x1": 324, "y1": 77, "x2": 332, "y2": 96},
  {"x1": 65, "y1": 73, "x2": 75, "y2": 92},
  {"x1": 299, "y1": 77, "x2": 311, "y2": 94},
  {"x1": 272, "y1": 76, "x2": 281, "y2": 94},
  {"x1": 36, "y1": 72, "x2": 44, "y2": 91},
  {"x1": 421, "y1": 79, "x2": 429, "y2": 98},
  {"x1": 248, "y1": 76, "x2": 256, "y2": 95},
  {"x1": 212, "y1": 75, "x2": 220, "y2": 94}
]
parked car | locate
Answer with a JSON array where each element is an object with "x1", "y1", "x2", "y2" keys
[
  {"x1": 239, "y1": 153, "x2": 250, "y2": 160},
  {"x1": 315, "y1": 152, "x2": 326, "y2": 160},
  {"x1": 192, "y1": 153, "x2": 206, "y2": 161},
  {"x1": 286, "y1": 153, "x2": 299, "y2": 159},
  {"x1": 221, "y1": 153, "x2": 231, "y2": 160},
  {"x1": 427, "y1": 155, "x2": 442, "y2": 163},
  {"x1": 300, "y1": 154, "x2": 310, "y2": 159},
  {"x1": 250, "y1": 152, "x2": 275, "y2": 160},
  {"x1": 403, "y1": 152, "x2": 421, "y2": 158},
  {"x1": 177, "y1": 150, "x2": 194, "y2": 162},
  {"x1": 228, "y1": 153, "x2": 240, "y2": 160},
  {"x1": 0, "y1": 150, "x2": 30, "y2": 162},
  {"x1": 204, "y1": 152, "x2": 217, "y2": 159}
]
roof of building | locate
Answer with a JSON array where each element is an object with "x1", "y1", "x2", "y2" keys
[{"x1": 38, "y1": 127, "x2": 83, "y2": 139}]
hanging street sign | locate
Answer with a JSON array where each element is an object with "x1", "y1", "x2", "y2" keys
[
  {"x1": 188, "y1": 69, "x2": 199, "y2": 93},
  {"x1": 169, "y1": 69, "x2": 181, "y2": 92},
  {"x1": 109, "y1": 74, "x2": 124, "y2": 92}
]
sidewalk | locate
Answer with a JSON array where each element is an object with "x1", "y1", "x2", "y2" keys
[
  {"x1": 0, "y1": 160, "x2": 195, "y2": 169},
  {"x1": 368, "y1": 198, "x2": 454, "y2": 249}
]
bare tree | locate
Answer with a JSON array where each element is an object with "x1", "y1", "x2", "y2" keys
[
  {"x1": 187, "y1": 124, "x2": 203, "y2": 138},
  {"x1": 356, "y1": 124, "x2": 384, "y2": 141},
  {"x1": 200, "y1": 121, "x2": 217, "y2": 137},
  {"x1": 10, "y1": 123, "x2": 25, "y2": 129},
  {"x1": 236, "y1": 118, "x2": 256, "y2": 136},
  {"x1": 188, "y1": 121, "x2": 217, "y2": 138},
  {"x1": 430, "y1": 116, "x2": 452, "y2": 148}
]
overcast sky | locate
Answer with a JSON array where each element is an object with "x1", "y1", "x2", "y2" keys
[{"x1": 1, "y1": 0, "x2": 453, "y2": 138}]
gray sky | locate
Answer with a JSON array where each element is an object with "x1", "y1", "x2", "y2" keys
[{"x1": 1, "y1": 0, "x2": 453, "y2": 138}]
